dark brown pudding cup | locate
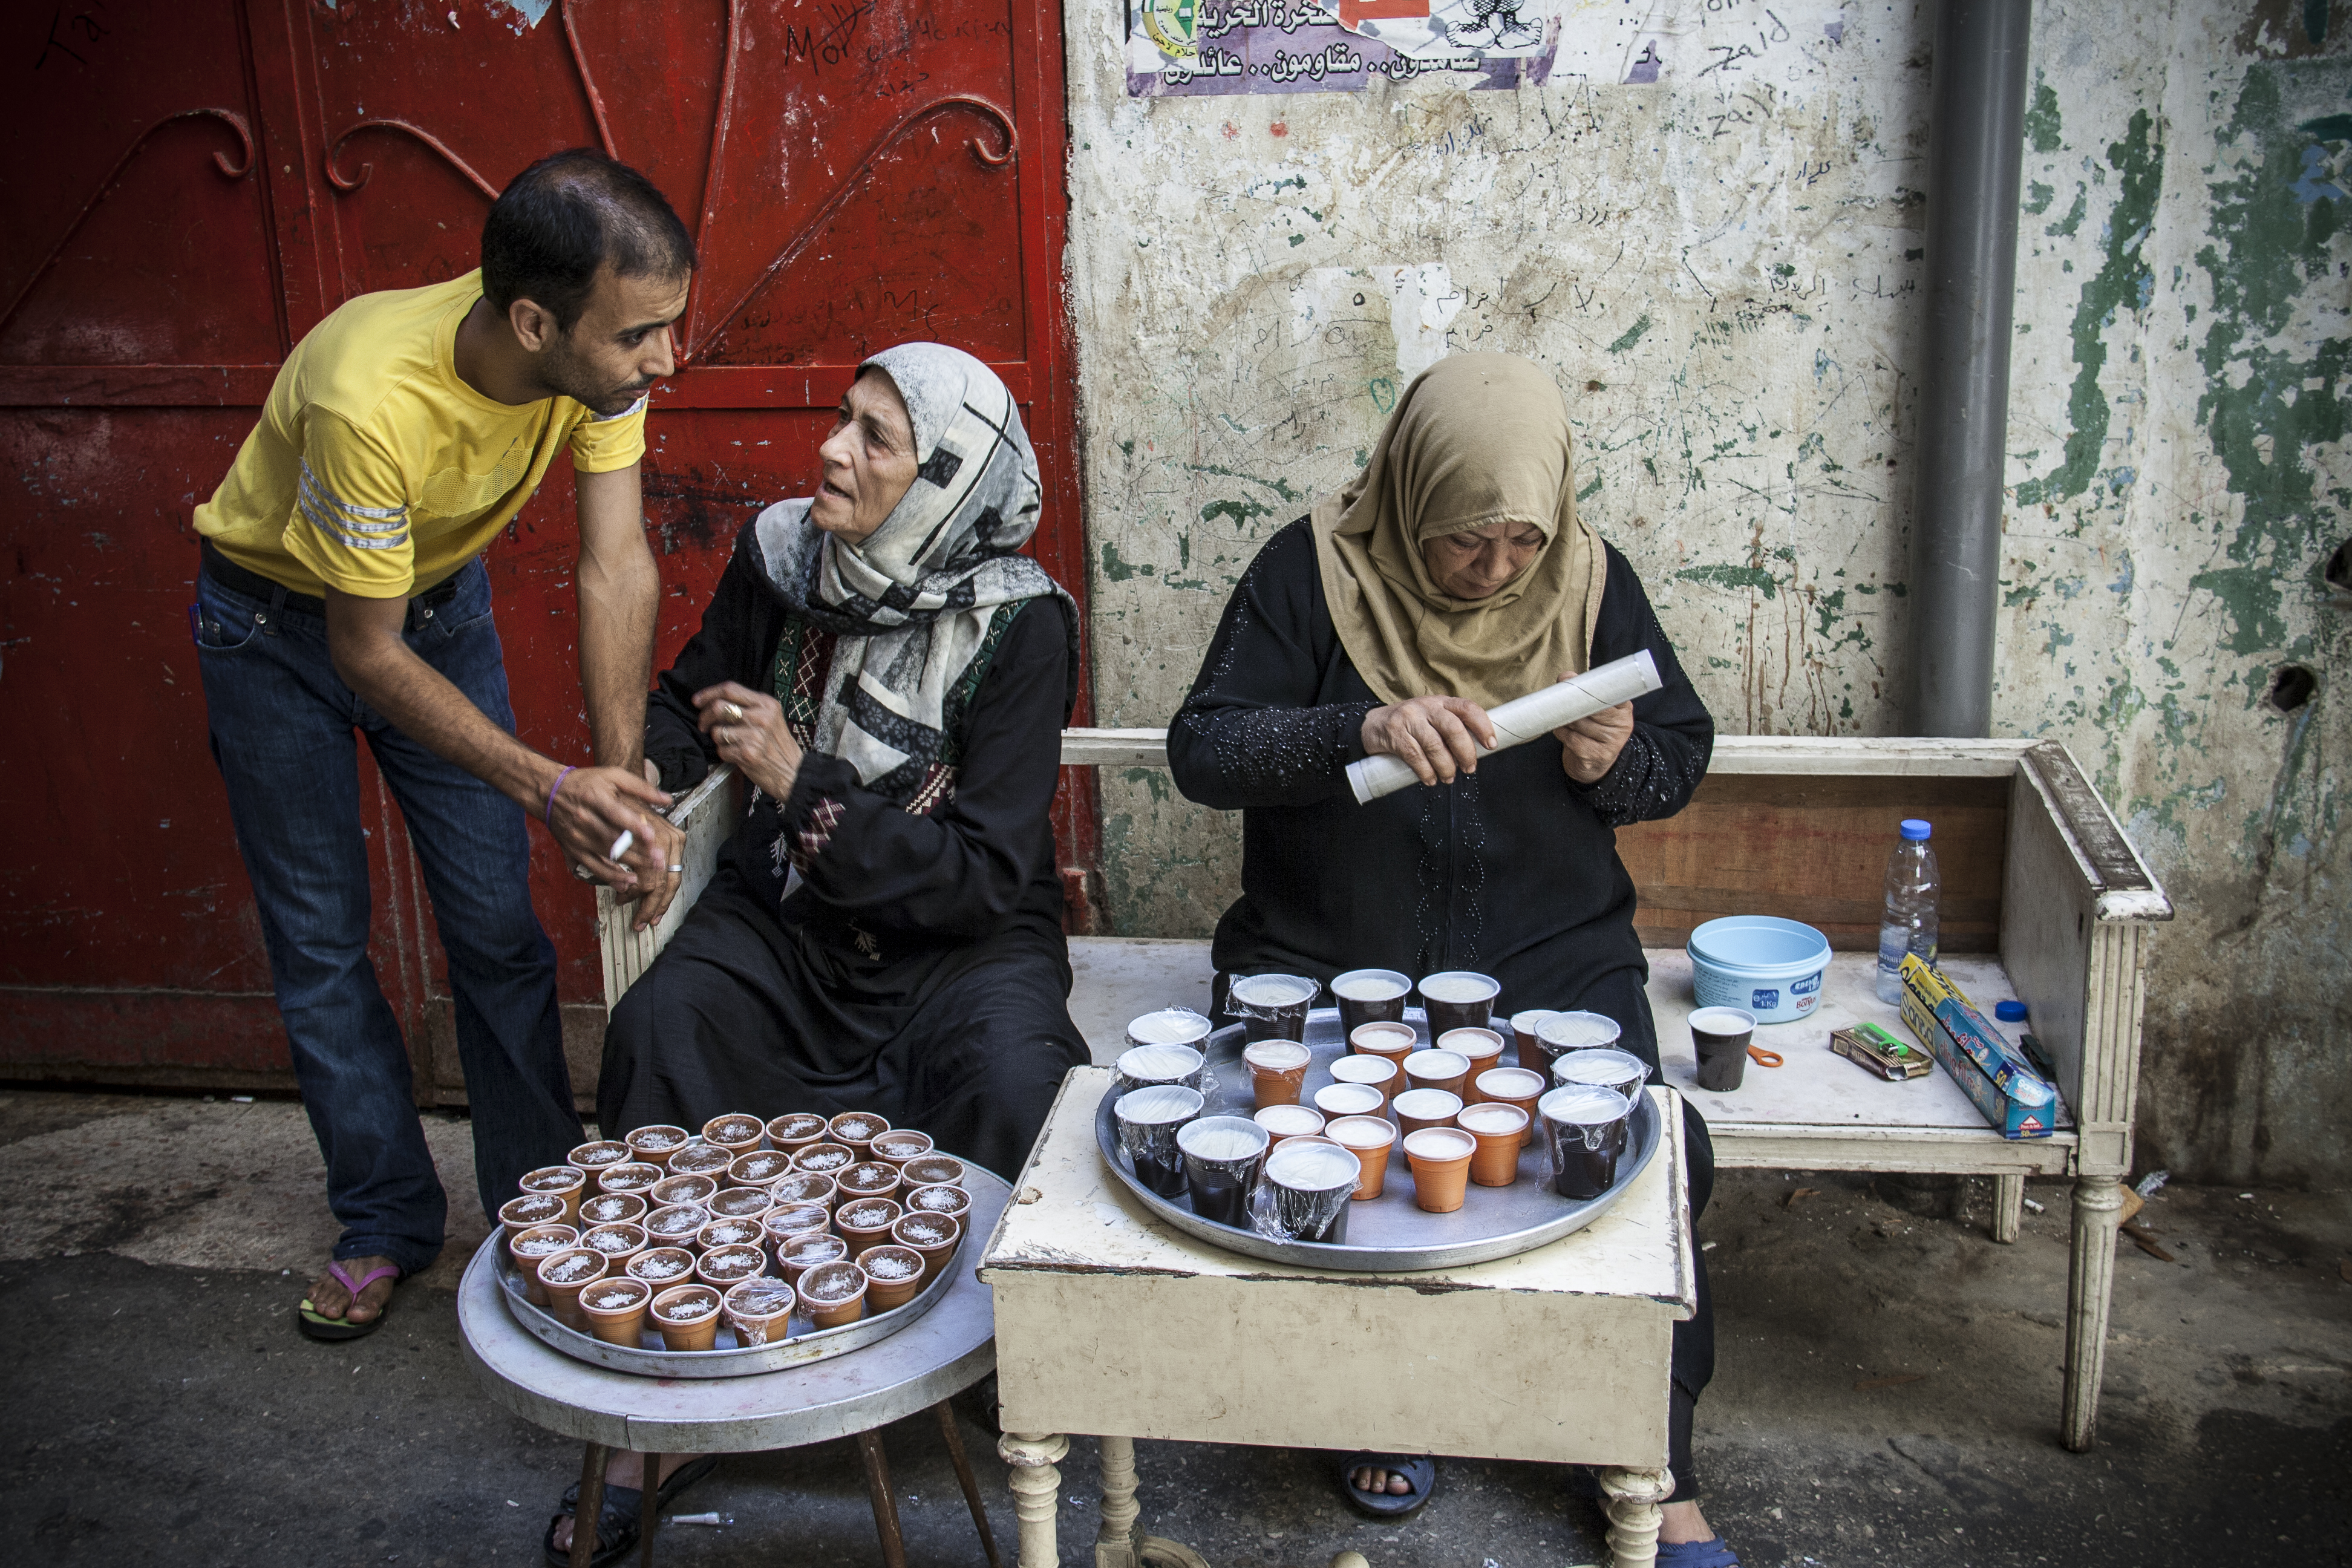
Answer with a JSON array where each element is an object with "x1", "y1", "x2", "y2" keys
[
  {"x1": 797, "y1": 1260, "x2": 868, "y2": 1328},
  {"x1": 623, "y1": 1125, "x2": 691, "y2": 1169},
  {"x1": 566, "y1": 1140, "x2": 632, "y2": 1172},
  {"x1": 694, "y1": 1242, "x2": 769, "y2": 1291},
  {"x1": 903, "y1": 1183, "x2": 972, "y2": 1224},
  {"x1": 834, "y1": 1198, "x2": 904, "y2": 1253},
  {"x1": 648, "y1": 1283, "x2": 723, "y2": 1351},
  {"x1": 857, "y1": 1244, "x2": 927, "y2": 1310},
  {"x1": 791, "y1": 1142, "x2": 856, "y2": 1178},
  {"x1": 868, "y1": 1131, "x2": 934, "y2": 1169},
  {"x1": 695, "y1": 1216, "x2": 765, "y2": 1254},
  {"x1": 507, "y1": 1223, "x2": 580, "y2": 1305},
  {"x1": 835, "y1": 1161, "x2": 904, "y2": 1204},
  {"x1": 826, "y1": 1112, "x2": 891, "y2": 1156},
  {"x1": 517, "y1": 1165, "x2": 587, "y2": 1228},
  {"x1": 580, "y1": 1276, "x2": 652, "y2": 1347},
  {"x1": 765, "y1": 1112, "x2": 829, "y2": 1152},
  {"x1": 900, "y1": 1155, "x2": 965, "y2": 1191},
  {"x1": 768, "y1": 1171, "x2": 838, "y2": 1214},
  {"x1": 498, "y1": 1192, "x2": 567, "y2": 1253},
  {"x1": 535, "y1": 1247, "x2": 609, "y2": 1330},
  {"x1": 577, "y1": 1191, "x2": 648, "y2": 1228},
  {"x1": 649, "y1": 1173, "x2": 719, "y2": 1209},
  {"x1": 579, "y1": 1221, "x2": 650, "y2": 1273},
  {"x1": 889, "y1": 1212, "x2": 962, "y2": 1285},
  {"x1": 727, "y1": 1149, "x2": 793, "y2": 1189},
  {"x1": 624, "y1": 1247, "x2": 697, "y2": 1290},
  {"x1": 780, "y1": 1232, "x2": 849, "y2": 1289},
  {"x1": 665, "y1": 1142, "x2": 735, "y2": 1180},
  {"x1": 702, "y1": 1113, "x2": 768, "y2": 1157},
  {"x1": 595, "y1": 1161, "x2": 662, "y2": 1197}
]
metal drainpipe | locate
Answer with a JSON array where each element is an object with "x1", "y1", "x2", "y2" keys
[{"x1": 1911, "y1": 0, "x2": 2034, "y2": 737}]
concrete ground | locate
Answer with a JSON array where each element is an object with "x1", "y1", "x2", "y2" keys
[{"x1": 1, "y1": 1088, "x2": 2345, "y2": 1567}]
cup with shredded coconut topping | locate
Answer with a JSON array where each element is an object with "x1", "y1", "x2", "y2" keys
[{"x1": 857, "y1": 1244, "x2": 927, "y2": 1311}]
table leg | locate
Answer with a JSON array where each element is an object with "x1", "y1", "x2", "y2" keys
[
  {"x1": 934, "y1": 1400, "x2": 1004, "y2": 1568},
  {"x1": 857, "y1": 1429, "x2": 910, "y2": 1568},
  {"x1": 639, "y1": 1452, "x2": 660, "y2": 1567},
  {"x1": 1095, "y1": 1437, "x2": 1212, "y2": 1568},
  {"x1": 998, "y1": 1431, "x2": 1068, "y2": 1568},
  {"x1": 2062, "y1": 1174, "x2": 2126, "y2": 1452},
  {"x1": 1598, "y1": 1465, "x2": 1672, "y2": 1568},
  {"x1": 569, "y1": 1442, "x2": 608, "y2": 1568},
  {"x1": 1992, "y1": 1173, "x2": 2025, "y2": 1243}
]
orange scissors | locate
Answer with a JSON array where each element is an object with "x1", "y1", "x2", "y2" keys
[{"x1": 1746, "y1": 1044, "x2": 1785, "y2": 1068}]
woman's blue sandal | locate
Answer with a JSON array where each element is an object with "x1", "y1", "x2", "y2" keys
[{"x1": 1655, "y1": 1537, "x2": 1743, "y2": 1567}]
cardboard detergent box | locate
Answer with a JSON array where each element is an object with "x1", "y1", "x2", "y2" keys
[{"x1": 1896, "y1": 956, "x2": 2062, "y2": 1140}]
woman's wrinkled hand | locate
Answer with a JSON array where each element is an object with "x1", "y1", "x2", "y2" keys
[
  {"x1": 1362, "y1": 696, "x2": 1497, "y2": 786},
  {"x1": 694, "y1": 681, "x2": 805, "y2": 802},
  {"x1": 1556, "y1": 694, "x2": 1635, "y2": 785}
]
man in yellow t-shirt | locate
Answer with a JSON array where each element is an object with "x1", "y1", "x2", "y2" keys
[{"x1": 192, "y1": 149, "x2": 692, "y2": 1347}]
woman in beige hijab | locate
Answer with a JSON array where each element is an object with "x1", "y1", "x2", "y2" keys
[{"x1": 1169, "y1": 353, "x2": 1736, "y2": 1563}]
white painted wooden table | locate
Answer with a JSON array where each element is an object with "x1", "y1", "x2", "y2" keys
[{"x1": 979, "y1": 1068, "x2": 1697, "y2": 1568}]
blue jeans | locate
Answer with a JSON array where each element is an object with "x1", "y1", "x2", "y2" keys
[{"x1": 194, "y1": 554, "x2": 581, "y2": 1277}]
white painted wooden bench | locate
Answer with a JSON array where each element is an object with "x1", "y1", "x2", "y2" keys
[{"x1": 597, "y1": 730, "x2": 2167, "y2": 1452}]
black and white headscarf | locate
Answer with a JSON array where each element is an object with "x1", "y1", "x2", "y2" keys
[{"x1": 753, "y1": 342, "x2": 1078, "y2": 807}]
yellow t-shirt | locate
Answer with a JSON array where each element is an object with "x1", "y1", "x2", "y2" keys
[{"x1": 195, "y1": 270, "x2": 646, "y2": 598}]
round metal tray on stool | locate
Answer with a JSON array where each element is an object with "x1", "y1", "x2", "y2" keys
[
  {"x1": 1094, "y1": 1006, "x2": 1660, "y2": 1272},
  {"x1": 492, "y1": 1166, "x2": 1010, "y2": 1378}
]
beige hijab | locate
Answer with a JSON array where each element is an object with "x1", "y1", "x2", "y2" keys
[{"x1": 1310, "y1": 353, "x2": 1605, "y2": 710}]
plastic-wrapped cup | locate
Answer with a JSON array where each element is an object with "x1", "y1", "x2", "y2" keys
[
  {"x1": 1327, "y1": 1052, "x2": 1400, "y2": 1110},
  {"x1": 1391, "y1": 1088, "x2": 1463, "y2": 1137},
  {"x1": 1436, "y1": 1027, "x2": 1508, "y2": 1099},
  {"x1": 1114, "y1": 1085, "x2": 1206, "y2": 1198},
  {"x1": 642, "y1": 1203, "x2": 710, "y2": 1249},
  {"x1": 1227, "y1": 973, "x2": 1318, "y2": 1042},
  {"x1": 1532, "y1": 1010, "x2": 1624, "y2": 1078},
  {"x1": 722, "y1": 1279, "x2": 795, "y2": 1346},
  {"x1": 1175, "y1": 1114, "x2": 1270, "y2": 1227},
  {"x1": 1312, "y1": 1081, "x2": 1386, "y2": 1124},
  {"x1": 708, "y1": 1186, "x2": 774, "y2": 1222},
  {"x1": 768, "y1": 1172, "x2": 837, "y2": 1214},
  {"x1": 1243, "y1": 1039, "x2": 1313, "y2": 1108},
  {"x1": 1125, "y1": 1007, "x2": 1213, "y2": 1053},
  {"x1": 1550, "y1": 1045, "x2": 1650, "y2": 1102},
  {"x1": 780, "y1": 1232, "x2": 849, "y2": 1289},
  {"x1": 1417, "y1": 971, "x2": 1500, "y2": 1037},
  {"x1": 1457, "y1": 1102, "x2": 1530, "y2": 1187},
  {"x1": 1475, "y1": 1067, "x2": 1548, "y2": 1148},
  {"x1": 1324, "y1": 1114, "x2": 1399, "y2": 1200},
  {"x1": 1255, "y1": 1135, "x2": 1362, "y2": 1244},
  {"x1": 1114, "y1": 1042, "x2": 1208, "y2": 1100},
  {"x1": 1538, "y1": 1085, "x2": 1635, "y2": 1200},
  {"x1": 1331, "y1": 968, "x2": 1410, "y2": 1035},
  {"x1": 1510, "y1": 1008, "x2": 1560, "y2": 1073},
  {"x1": 1253, "y1": 1103, "x2": 1327, "y2": 1146},
  {"x1": 1402, "y1": 1048, "x2": 1470, "y2": 1098}
]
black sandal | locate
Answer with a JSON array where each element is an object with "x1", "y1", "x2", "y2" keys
[
  {"x1": 542, "y1": 1454, "x2": 718, "y2": 1567},
  {"x1": 1339, "y1": 1451, "x2": 1439, "y2": 1518}
]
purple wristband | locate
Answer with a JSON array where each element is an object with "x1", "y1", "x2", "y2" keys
[{"x1": 545, "y1": 765, "x2": 577, "y2": 825}]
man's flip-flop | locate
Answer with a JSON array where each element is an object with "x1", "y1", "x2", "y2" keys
[
  {"x1": 296, "y1": 1262, "x2": 400, "y2": 1342},
  {"x1": 1339, "y1": 1452, "x2": 1438, "y2": 1518},
  {"x1": 543, "y1": 1454, "x2": 719, "y2": 1568},
  {"x1": 1656, "y1": 1538, "x2": 1743, "y2": 1567}
]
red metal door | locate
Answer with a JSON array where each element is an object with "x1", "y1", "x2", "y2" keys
[{"x1": 0, "y1": 1, "x2": 1090, "y2": 1101}]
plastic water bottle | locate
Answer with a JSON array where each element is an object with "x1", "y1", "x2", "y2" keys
[{"x1": 1874, "y1": 818, "x2": 1941, "y2": 1004}]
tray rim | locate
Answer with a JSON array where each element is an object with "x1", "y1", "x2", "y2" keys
[
  {"x1": 1094, "y1": 1007, "x2": 1660, "y2": 1272},
  {"x1": 492, "y1": 1165, "x2": 1007, "y2": 1378}
]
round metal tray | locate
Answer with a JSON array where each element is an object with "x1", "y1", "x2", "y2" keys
[
  {"x1": 493, "y1": 1164, "x2": 1008, "y2": 1379},
  {"x1": 1094, "y1": 1007, "x2": 1659, "y2": 1272}
]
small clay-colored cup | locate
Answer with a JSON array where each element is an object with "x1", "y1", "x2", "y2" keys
[
  {"x1": 535, "y1": 1246, "x2": 609, "y2": 1330},
  {"x1": 665, "y1": 1142, "x2": 734, "y2": 1180},
  {"x1": 648, "y1": 1282, "x2": 724, "y2": 1351},
  {"x1": 890, "y1": 1212, "x2": 962, "y2": 1285},
  {"x1": 1511, "y1": 1008, "x2": 1560, "y2": 1073},
  {"x1": 1324, "y1": 1114, "x2": 1399, "y2": 1200},
  {"x1": 642, "y1": 1203, "x2": 710, "y2": 1250},
  {"x1": 595, "y1": 1161, "x2": 662, "y2": 1197},
  {"x1": 624, "y1": 1246, "x2": 698, "y2": 1290},
  {"x1": 798, "y1": 1259, "x2": 870, "y2": 1328},
  {"x1": 1391, "y1": 1088, "x2": 1463, "y2": 1138},
  {"x1": 1328, "y1": 1051, "x2": 1400, "y2": 1111},
  {"x1": 858, "y1": 1244, "x2": 927, "y2": 1311},
  {"x1": 765, "y1": 1112, "x2": 829, "y2": 1152},
  {"x1": 835, "y1": 1161, "x2": 904, "y2": 1204},
  {"x1": 498, "y1": 1192, "x2": 568, "y2": 1253},
  {"x1": 1402, "y1": 1048, "x2": 1471, "y2": 1099},
  {"x1": 868, "y1": 1130, "x2": 934, "y2": 1169},
  {"x1": 727, "y1": 1149, "x2": 793, "y2": 1189},
  {"x1": 1475, "y1": 1067, "x2": 1548, "y2": 1148},
  {"x1": 1243, "y1": 1038, "x2": 1313, "y2": 1108},
  {"x1": 702, "y1": 1112, "x2": 768, "y2": 1157},
  {"x1": 1402, "y1": 1126, "x2": 1477, "y2": 1214},
  {"x1": 835, "y1": 1198, "x2": 903, "y2": 1253},
  {"x1": 1417, "y1": 970, "x2": 1501, "y2": 1037},
  {"x1": 901, "y1": 1155, "x2": 965, "y2": 1191},
  {"x1": 696, "y1": 1215, "x2": 766, "y2": 1254},
  {"x1": 1253, "y1": 1103, "x2": 1326, "y2": 1146},
  {"x1": 792, "y1": 1142, "x2": 856, "y2": 1177},
  {"x1": 695, "y1": 1241, "x2": 769, "y2": 1290},
  {"x1": 624, "y1": 1125, "x2": 691, "y2": 1169},
  {"x1": 769, "y1": 1171, "x2": 838, "y2": 1214},
  {"x1": 780, "y1": 1232, "x2": 849, "y2": 1289},
  {"x1": 1457, "y1": 1102, "x2": 1530, "y2": 1187},
  {"x1": 903, "y1": 1183, "x2": 971, "y2": 1224},
  {"x1": 1349, "y1": 1019, "x2": 1419, "y2": 1081},
  {"x1": 566, "y1": 1140, "x2": 633, "y2": 1172},
  {"x1": 578, "y1": 1276, "x2": 652, "y2": 1347},
  {"x1": 508, "y1": 1223, "x2": 580, "y2": 1305},
  {"x1": 517, "y1": 1165, "x2": 587, "y2": 1227},
  {"x1": 577, "y1": 1191, "x2": 648, "y2": 1229},
  {"x1": 828, "y1": 1111, "x2": 891, "y2": 1156},
  {"x1": 579, "y1": 1221, "x2": 650, "y2": 1273},
  {"x1": 1437, "y1": 1028, "x2": 1508, "y2": 1099},
  {"x1": 649, "y1": 1173, "x2": 718, "y2": 1209},
  {"x1": 708, "y1": 1186, "x2": 774, "y2": 1222},
  {"x1": 722, "y1": 1279, "x2": 795, "y2": 1346},
  {"x1": 1313, "y1": 1082, "x2": 1386, "y2": 1124}
]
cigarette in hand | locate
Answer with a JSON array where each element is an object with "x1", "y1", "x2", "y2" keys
[{"x1": 609, "y1": 829, "x2": 635, "y2": 862}]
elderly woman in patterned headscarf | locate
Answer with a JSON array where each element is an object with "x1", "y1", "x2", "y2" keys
[{"x1": 1168, "y1": 353, "x2": 1737, "y2": 1565}]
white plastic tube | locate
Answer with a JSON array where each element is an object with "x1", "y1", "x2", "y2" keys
[{"x1": 1345, "y1": 649, "x2": 1664, "y2": 805}]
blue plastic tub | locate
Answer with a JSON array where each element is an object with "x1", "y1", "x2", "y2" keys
[{"x1": 1687, "y1": 915, "x2": 1832, "y2": 1025}]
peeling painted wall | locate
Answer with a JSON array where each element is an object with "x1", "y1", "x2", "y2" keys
[{"x1": 1060, "y1": 0, "x2": 2350, "y2": 1183}]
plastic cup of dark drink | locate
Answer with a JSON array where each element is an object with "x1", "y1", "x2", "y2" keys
[
  {"x1": 1402, "y1": 1048, "x2": 1471, "y2": 1098},
  {"x1": 1327, "y1": 1051, "x2": 1400, "y2": 1111},
  {"x1": 1243, "y1": 1039, "x2": 1313, "y2": 1108},
  {"x1": 1551, "y1": 1046, "x2": 1650, "y2": 1102},
  {"x1": 1114, "y1": 1042, "x2": 1208, "y2": 1099},
  {"x1": 1532, "y1": 1010, "x2": 1624, "y2": 1080},
  {"x1": 1175, "y1": 1114, "x2": 1269, "y2": 1227},
  {"x1": 1253, "y1": 1103, "x2": 1326, "y2": 1146},
  {"x1": 1509, "y1": 1009, "x2": 1559, "y2": 1072},
  {"x1": 1226, "y1": 973, "x2": 1318, "y2": 1042},
  {"x1": 1689, "y1": 1007, "x2": 1757, "y2": 1093},
  {"x1": 1436, "y1": 1028, "x2": 1508, "y2": 1099},
  {"x1": 1124, "y1": 1007, "x2": 1213, "y2": 1053},
  {"x1": 1331, "y1": 968, "x2": 1411, "y2": 1035},
  {"x1": 1255, "y1": 1135, "x2": 1361, "y2": 1244},
  {"x1": 1417, "y1": 971, "x2": 1500, "y2": 1037},
  {"x1": 1538, "y1": 1085, "x2": 1635, "y2": 1200},
  {"x1": 1114, "y1": 1085, "x2": 1204, "y2": 1198}
]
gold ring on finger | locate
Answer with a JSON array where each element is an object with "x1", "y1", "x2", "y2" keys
[{"x1": 720, "y1": 701, "x2": 745, "y2": 722}]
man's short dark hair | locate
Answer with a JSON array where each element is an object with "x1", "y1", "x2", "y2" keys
[{"x1": 480, "y1": 149, "x2": 696, "y2": 333}]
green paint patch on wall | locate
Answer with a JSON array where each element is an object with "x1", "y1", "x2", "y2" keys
[
  {"x1": 1675, "y1": 563, "x2": 1778, "y2": 599},
  {"x1": 2025, "y1": 80, "x2": 2064, "y2": 154},
  {"x1": 1606, "y1": 314, "x2": 1653, "y2": 354},
  {"x1": 1100, "y1": 541, "x2": 1153, "y2": 582},
  {"x1": 1201, "y1": 497, "x2": 1274, "y2": 529}
]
